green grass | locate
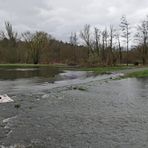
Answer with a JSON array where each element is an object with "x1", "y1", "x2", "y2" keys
[
  {"x1": 78, "y1": 66, "x2": 133, "y2": 74},
  {"x1": 127, "y1": 70, "x2": 148, "y2": 78},
  {"x1": 0, "y1": 63, "x2": 68, "y2": 68}
]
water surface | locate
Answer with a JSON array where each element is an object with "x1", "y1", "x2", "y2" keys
[{"x1": 0, "y1": 68, "x2": 148, "y2": 148}]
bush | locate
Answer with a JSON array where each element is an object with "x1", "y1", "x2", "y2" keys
[{"x1": 134, "y1": 62, "x2": 139, "y2": 66}]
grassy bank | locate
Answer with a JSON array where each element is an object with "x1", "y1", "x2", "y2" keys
[
  {"x1": 0, "y1": 64, "x2": 136, "y2": 74},
  {"x1": 0, "y1": 64, "x2": 135, "y2": 74},
  {"x1": 0, "y1": 64, "x2": 67, "y2": 68},
  {"x1": 127, "y1": 70, "x2": 148, "y2": 78}
]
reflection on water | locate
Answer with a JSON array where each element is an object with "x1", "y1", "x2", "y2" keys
[
  {"x1": 0, "y1": 68, "x2": 97, "y2": 94},
  {"x1": 0, "y1": 67, "x2": 60, "y2": 80}
]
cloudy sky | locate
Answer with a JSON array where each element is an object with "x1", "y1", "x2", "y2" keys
[{"x1": 0, "y1": 0, "x2": 148, "y2": 41}]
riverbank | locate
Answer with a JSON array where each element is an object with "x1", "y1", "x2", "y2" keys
[
  {"x1": 0, "y1": 64, "x2": 67, "y2": 68},
  {"x1": 0, "y1": 64, "x2": 147, "y2": 79},
  {"x1": 126, "y1": 69, "x2": 148, "y2": 78},
  {"x1": 0, "y1": 63, "x2": 134, "y2": 73}
]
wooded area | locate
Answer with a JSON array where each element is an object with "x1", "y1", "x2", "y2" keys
[{"x1": 0, "y1": 15, "x2": 148, "y2": 66}]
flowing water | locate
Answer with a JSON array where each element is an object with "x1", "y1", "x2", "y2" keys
[{"x1": 0, "y1": 67, "x2": 148, "y2": 148}]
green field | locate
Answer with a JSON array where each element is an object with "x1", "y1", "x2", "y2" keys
[{"x1": 127, "y1": 70, "x2": 148, "y2": 78}]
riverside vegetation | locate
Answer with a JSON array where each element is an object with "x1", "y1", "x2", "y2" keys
[{"x1": 0, "y1": 15, "x2": 148, "y2": 66}]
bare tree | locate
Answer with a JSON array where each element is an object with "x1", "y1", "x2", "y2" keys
[
  {"x1": 22, "y1": 31, "x2": 34, "y2": 63},
  {"x1": 104, "y1": 28, "x2": 108, "y2": 49},
  {"x1": 0, "y1": 21, "x2": 18, "y2": 47},
  {"x1": 94, "y1": 27, "x2": 101, "y2": 56},
  {"x1": 69, "y1": 32, "x2": 78, "y2": 63},
  {"x1": 136, "y1": 17, "x2": 148, "y2": 65},
  {"x1": 115, "y1": 30, "x2": 122, "y2": 64},
  {"x1": 100, "y1": 28, "x2": 108, "y2": 64},
  {"x1": 80, "y1": 24, "x2": 94, "y2": 56},
  {"x1": 120, "y1": 15, "x2": 130, "y2": 66},
  {"x1": 70, "y1": 32, "x2": 78, "y2": 46},
  {"x1": 22, "y1": 31, "x2": 49, "y2": 64},
  {"x1": 0, "y1": 21, "x2": 18, "y2": 62},
  {"x1": 107, "y1": 25, "x2": 116, "y2": 65}
]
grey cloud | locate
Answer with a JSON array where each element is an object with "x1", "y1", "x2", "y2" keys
[{"x1": 0, "y1": 0, "x2": 148, "y2": 41}]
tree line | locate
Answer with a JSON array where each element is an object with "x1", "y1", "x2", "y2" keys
[{"x1": 0, "y1": 15, "x2": 148, "y2": 66}]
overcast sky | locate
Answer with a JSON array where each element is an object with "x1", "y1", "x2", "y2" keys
[{"x1": 0, "y1": 0, "x2": 148, "y2": 41}]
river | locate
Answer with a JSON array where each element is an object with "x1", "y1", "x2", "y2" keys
[{"x1": 0, "y1": 67, "x2": 148, "y2": 148}]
